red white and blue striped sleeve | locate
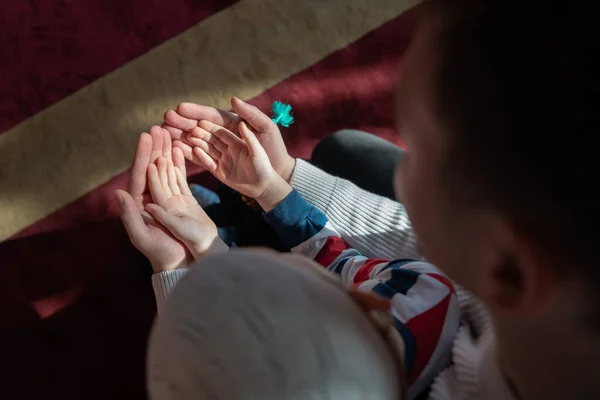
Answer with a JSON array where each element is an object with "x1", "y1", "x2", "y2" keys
[{"x1": 264, "y1": 190, "x2": 461, "y2": 398}]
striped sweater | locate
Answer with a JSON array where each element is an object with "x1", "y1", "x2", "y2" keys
[
  {"x1": 262, "y1": 189, "x2": 460, "y2": 399},
  {"x1": 153, "y1": 188, "x2": 460, "y2": 398},
  {"x1": 152, "y1": 160, "x2": 509, "y2": 399}
]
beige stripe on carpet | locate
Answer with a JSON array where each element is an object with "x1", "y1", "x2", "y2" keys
[{"x1": 0, "y1": 0, "x2": 416, "y2": 241}]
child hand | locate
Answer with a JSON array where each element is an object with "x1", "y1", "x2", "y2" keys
[
  {"x1": 188, "y1": 119, "x2": 279, "y2": 200},
  {"x1": 163, "y1": 97, "x2": 296, "y2": 181},
  {"x1": 144, "y1": 149, "x2": 227, "y2": 259}
]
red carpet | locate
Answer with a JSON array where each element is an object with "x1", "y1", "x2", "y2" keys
[
  {"x1": 0, "y1": 0, "x2": 238, "y2": 133},
  {"x1": 0, "y1": 2, "x2": 417, "y2": 397}
]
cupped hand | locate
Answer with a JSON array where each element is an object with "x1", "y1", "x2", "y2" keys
[
  {"x1": 162, "y1": 97, "x2": 295, "y2": 181},
  {"x1": 188, "y1": 119, "x2": 277, "y2": 200},
  {"x1": 144, "y1": 150, "x2": 226, "y2": 259},
  {"x1": 116, "y1": 126, "x2": 191, "y2": 272}
]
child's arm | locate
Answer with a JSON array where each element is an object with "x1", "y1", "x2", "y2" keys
[
  {"x1": 164, "y1": 100, "x2": 420, "y2": 260},
  {"x1": 262, "y1": 182, "x2": 459, "y2": 396},
  {"x1": 189, "y1": 121, "x2": 460, "y2": 395}
]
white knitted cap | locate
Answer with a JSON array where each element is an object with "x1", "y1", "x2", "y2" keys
[{"x1": 147, "y1": 249, "x2": 401, "y2": 400}]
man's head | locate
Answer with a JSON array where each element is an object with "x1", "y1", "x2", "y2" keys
[
  {"x1": 147, "y1": 250, "x2": 402, "y2": 400},
  {"x1": 394, "y1": 0, "x2": 599, "y2": 391}
]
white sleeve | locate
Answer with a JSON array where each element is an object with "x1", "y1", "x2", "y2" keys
[
  {"x1": 151, "y1": 268, "x2": 189, "y2": 313},
  {"x1": 290, "y1": 159, "x2": 421, "y2": 260}
]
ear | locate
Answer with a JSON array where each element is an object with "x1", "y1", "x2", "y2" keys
[{"x1": 484, "y1": 221, "x2": 561, "y2": 317}]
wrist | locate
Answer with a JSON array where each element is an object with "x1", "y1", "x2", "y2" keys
[
  {"x1": 190, "y1": 236, "x2": 228, "y2": 260},
  {"x1": 150, "y1": 258, "x2": 188, "y2": 274},
  {"x1": 256, "y1": 173, "x2": 293, "y2": 212},
  {"x1": 278, "y1": 156, "x2": 296, "y2": 183}
]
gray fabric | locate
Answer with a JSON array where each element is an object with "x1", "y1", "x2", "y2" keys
[{"x1": 147, "y1": 249, "x2": 401, "y2": 400}]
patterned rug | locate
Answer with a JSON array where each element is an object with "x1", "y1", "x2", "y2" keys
[{"x1": 0, "y1": 0, "x2": 418, "y2": 397}]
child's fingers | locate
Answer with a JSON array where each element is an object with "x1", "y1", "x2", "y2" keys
[
  {"x1": 174, "y1": 165, "x2": 192, "y2": 196},
  {"x1": 172, "y1": 146, "x2": 187, "y2": 177},
  {"x1": 239, "y1": 121, "x2": 266, "y2": 157},
  {"x1": 166, "y1": 159, "x2": 181, "y2": 195},
  {"x1": 115, "y1": 190, "x2": 150, "y2": 248},
  {"x1": 148, "y1": 163, "x2": 169, "y2": 205},
  {"x1": 188, "y1": 126, "x2": 227, "y2": 152},
  {"x1": 193, "y1": 146, "x2": 218, "y2": 172},
  {"x1": 161, "y1": 122, "x2": 186, "y2": 143},
  {"x1": 198, "y1": 120, "x2": 244, "y2": 146},
  {"x1": 173, "y1": 140, "x2": 204, "y2": 166},
  {"x1": 231, "y1": 97, "x2": 274, "y2": 133},
  {"x1": 187, "y1": 135, "x2": 222, "y2": 160}
]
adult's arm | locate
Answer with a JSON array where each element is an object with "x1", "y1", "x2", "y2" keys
[{"x1": 290, "y1": 159, "x2": 420, "y2": 260}]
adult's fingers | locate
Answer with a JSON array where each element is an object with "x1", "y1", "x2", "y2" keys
[
  {"x1": 161, "y1": 128, "x2": 173, "y2": 161},
  {"x1": 128, "y1": 132, "x2": 153, "y2": 207},
  {"x1": 231, "y1": 97, "x2": 273, "y2": 133},
  {"x1": 163, "y1": 109, "x2": 198, "y2": 131},
  {"x1": 148, "y1": 163, "x2": 169, "y2": 205},
  {"x1": 177, "y1": 103, "x2": 241, "y2": 133},
  {"x1": 149, "y1": 126, "x2": 164, "y2": 163},
  {"x1": 115, "y1": 190, "x2": 149, "y2": 249}
]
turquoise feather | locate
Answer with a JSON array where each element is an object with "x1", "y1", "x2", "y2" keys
[{"x1": 271, "y1": 101, "x2": 294, "y2": 128}]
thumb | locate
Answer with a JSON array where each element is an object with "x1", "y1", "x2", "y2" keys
[
  {"x1": 145, "y1": 203, "x2": 180, "y2": 232},
  {"x1": 115, "y1": 190, "x2": 149, "y2": 247},
  {"x1": 239, "y1": 121, "x2": 267, "y2": 158},
  {"x1": 231, "y1": 97, "x2": 273, "y2": 132}
]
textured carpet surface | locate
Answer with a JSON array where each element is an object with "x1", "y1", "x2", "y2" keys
[{"x1": 0, "y1": 1, "x2": 417, "y2": 397}]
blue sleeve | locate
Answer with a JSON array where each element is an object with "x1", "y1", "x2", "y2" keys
[{"x1": 263, "y1": 189, "x2": 328, "y2": 249}]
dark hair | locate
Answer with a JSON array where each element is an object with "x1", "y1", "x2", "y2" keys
[{"x1": 428, "y1": 1, "x2": 599, "y2": 280}]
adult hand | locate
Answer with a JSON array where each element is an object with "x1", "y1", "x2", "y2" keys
[
  {"x1": 116, "y1": 126, "x2": 191, "y2": 273},
  {"x1": 162, "y1": 97, "x2": 296, "y2": 182}
]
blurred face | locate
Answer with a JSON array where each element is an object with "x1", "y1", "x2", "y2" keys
[{"x1": 392, "y1": 18, "x2": 487, "y2": 296}]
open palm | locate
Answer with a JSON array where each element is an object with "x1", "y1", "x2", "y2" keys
[
  {"x1": 163, "y1": 97, "x2": 295, "y2": 181},
  {"x1": 188, "y1": 120, "x2": 276, "y2": 199},
  {"x1": 144, "y1": 156, "x2": 221, "y2": 258},
  {"x1": 116, "y1": 126, "x2": 191, "y2": 272}
]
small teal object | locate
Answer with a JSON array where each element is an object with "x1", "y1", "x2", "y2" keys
[{"x1": 271, "y1": 101, "x2": 294, "y2": 128}]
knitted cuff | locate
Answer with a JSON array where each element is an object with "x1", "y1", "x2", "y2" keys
[
  {"x1": 151, "y1": 268, "x2": 190, "y2": 312},
  {"x1": 290, "y1": 159, "x2": 338, "y2": 215}
]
